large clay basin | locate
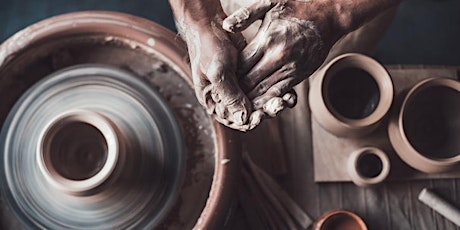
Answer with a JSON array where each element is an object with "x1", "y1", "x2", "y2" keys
[{"x1": 0, "y1": 11, "x2": 240, "y2": 229}]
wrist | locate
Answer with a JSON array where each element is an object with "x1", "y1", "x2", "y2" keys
[
  {"x1": 327, "y1": 0, "x2": 402, "y2": 34},
  {"x1": 285, "y1": 1, "x2": 346, "y2": 46},
  {"x1": 170, "y1": 0, "x2": 227, "y2": 37}
]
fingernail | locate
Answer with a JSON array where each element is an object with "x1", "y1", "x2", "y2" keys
[
  {"x1": 282, "y1": 93, "x2": 297, "y2": 107},
  {"x1": 249, "y1": 111, "x2": 264, "y2": 130},
  {"x1": 216, "y1": 103, "x2": 227, "y2": 118},
  {"x1": 211, "y1": 92, "x2": 221, "y2": 103},
  {"x1": 222, "y1": 19, "x2": 235, "y2": 32},
  {"x1": 253, "y1": 99, "x2": 264, "y2": 109},
  {"x1": 264, "y1": 98, "x2": 284, "y2": 117},
  {"x1": 233, "y1": 110, "x2": 246, "y2": 126},
  {"x1": 223, "y1": 8, "x2": 251, "y2": 32}
]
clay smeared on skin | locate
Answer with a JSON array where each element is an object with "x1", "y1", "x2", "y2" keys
[
  {"x1": 170, "y1": 0, "x2": 401, "y2": 131},
  {"x1": 170, "y1": 0, "x2": 309, "y2": 131},
  {"x1": 222, "y1": 0, "x2": 327, "y2": 128},
  {"x1": 176, "y1": 15, "x2": 258, "y2": 130}
]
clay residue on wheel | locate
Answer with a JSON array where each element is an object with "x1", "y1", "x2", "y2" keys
[{"x1": 0, "y1": 35, "x2": 216, "y2": 229}]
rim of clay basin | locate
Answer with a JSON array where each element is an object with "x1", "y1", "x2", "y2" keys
[{"x1": 0, "y1": 11, "x2": 240, "y2": 229}]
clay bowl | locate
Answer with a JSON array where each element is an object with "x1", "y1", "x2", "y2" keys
[
  {"x1": 38, "y1": 110, "x2": 120, "y2": 195},
  {"x1": 388, "y1": 78, "x2": 460, "y2": 173},
  {"x1": 309, "y1": 53, "x2": 394, "y2": 137},
  {"x1": 313, "y1": 210, "x2": 367, "y2": 230},
  {"x1": 347, "y1": 147, "x2": 390, "y2": 187},
  {"x1": 0, "y1": 11, "x2": 240, "y2": 229}
]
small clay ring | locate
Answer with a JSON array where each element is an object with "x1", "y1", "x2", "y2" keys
[
  {"x1": 37, "y1": 110, "x2": 119, "y2": 194},
  {"x1": 348, "y1": 147, "x2": 390, "y2": 187}
]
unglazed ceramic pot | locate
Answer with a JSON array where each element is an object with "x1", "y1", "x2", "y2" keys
[
  {"x1": 0, "y1": 12, "x2": 240, "y2": 229},
  {"x1": 388, "y1": 78, "x2": 460, "y2": 173},
  {"x1": 347, "y1": 147, "x2": 390, "y2": 187},
  {"x1": 309, "y1": 53, "x2": 394, "y2": 137},
  {"x1": 38, "y1": 110, "x2": 120, "y2": 195},
  {"x1": 313, "y1": 210, "x2": 367, "y2": 230}
]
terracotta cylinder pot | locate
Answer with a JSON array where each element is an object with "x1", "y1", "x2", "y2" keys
[
  {"x1": 309, "y1": 53, "x2": 394, "y2": 137},
  {"x1": 388, "y1": 78, "x2": 460, "y2": 173},
  {"x1": 0, "y1": 11, "x2": 240, "y2": 229},
  {"x1": 347, "y1": 147, "x2": 390, "y2": 187}
]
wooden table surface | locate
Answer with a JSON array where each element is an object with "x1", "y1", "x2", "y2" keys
[
  {"x1": 2, "y1": 1, "x2": 460, "y2": 228},
  {"x1": 234, "y1": 67, "x2": 460, "y2": 230}
]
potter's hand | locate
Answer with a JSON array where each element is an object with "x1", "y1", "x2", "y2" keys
[
  {"x1": 183, "y1": 21, "x2": 254, "y2": 131},
  {"x1": 167, "y1": 0, "x2": 256, "y2": 131},
  {"x1": 223, "y1": 1, "x2": 340, "y2": 118}
]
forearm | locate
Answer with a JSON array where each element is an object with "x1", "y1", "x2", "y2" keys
[
  {"x1": 325, "y1": 0, "x2": 402, "y2": 34},
  {"x1": 282, "y1": 0, "x2": 400, "y2": 45},
  {"x1": 168, "y1": 0, "x2": 226, "y2": 34}
]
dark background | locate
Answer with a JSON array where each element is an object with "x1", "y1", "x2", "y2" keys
[{"x1": 0, "y1": 0, "x2": 459, "y2": 66}]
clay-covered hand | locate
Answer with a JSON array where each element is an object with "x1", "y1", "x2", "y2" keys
[
  {"x1": 181, "y1": 17, "x2": 255, "y2": 131},
  {"x1": 223, "y1": 0, "x2": 343, "y2": 118}
]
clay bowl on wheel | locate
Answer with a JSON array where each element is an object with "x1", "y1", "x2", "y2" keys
[{"x1": 0, "y1": 11, "x2": 240, "y2": 229}]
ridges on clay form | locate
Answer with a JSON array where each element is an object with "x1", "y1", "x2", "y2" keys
[{"x1": 309, "y1": 53, "x2": 394, "y2": 137}]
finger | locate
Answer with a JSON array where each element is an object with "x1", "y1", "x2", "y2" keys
[
  {"x1": 229, "y1": 32, "x2": 247, "y2": 52},
  {"x1": 214, "y1": 115, "x2": 251, "y2": 132},
  {"x1": 192, "y1": 65, "x2": 212, "y2": 108},
  {"x1": 254, "y1": 90, "x2": 297, "y2": 117},
  {"x1": 247, "y1": 63, "x2": 296, "y2": 99},
  {"x1": 253, "y1": 77, "x2": 299, "y2": 109},
  {"x1": 206, "y1": 56, "x2": 251, "y2": 125},
  {"x1": 215, "y1": 102, "x2": 228, "y2": 120},
  {"x1": 211, "y1": 79, "x2": 251, "y2": 125},
  {"x1": 248, "y1": 110, "x2": 266, "y2": 130},
  {"x1": 223, "y1": 0, "x2": 276, "y2": 33},
  {"x1": 241, "y1": 46, "x2": 285, "y2": 92},
  {"x1": 283, "y1": 89, "x2": 297, "y2": 108},
  {"x1": 263, "y1": 97, "x2": 286, "y2": 117},
  {"x1": 203, "y1": 84, "x2": 216, "y2": 114},
  {"x1": 238, "y1": 39, "x2": 265, "y2": 76}
]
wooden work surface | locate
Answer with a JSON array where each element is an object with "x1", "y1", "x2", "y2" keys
[{"x1": 232, "y1": 66, "x2": 460, "y2": 230}]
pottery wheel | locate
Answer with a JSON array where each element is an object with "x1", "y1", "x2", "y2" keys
[{"x1": 0, "y1": 65, "x2": 184, "y2": 229}]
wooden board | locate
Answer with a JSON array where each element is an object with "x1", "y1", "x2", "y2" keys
[{"x1": 312, "y1": 66, "x2": 460, "y2": 182}]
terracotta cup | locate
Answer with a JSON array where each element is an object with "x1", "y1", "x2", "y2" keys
[
  {"x1": 313, "y1": 210, "x2": 367, "y2": 230},
  {"x1": 388, "y1": 78, "x2": 460, "y2": 173},
  {"x1": 347, "y1": 147, "x2": 390, "y2": 187},
  {"x1": 309, "y1": 53, "x2": 394, "y2": 137}
]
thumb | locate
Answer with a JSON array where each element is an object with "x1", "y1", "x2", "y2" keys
[{"x1": 223, "y1": 0, "x2": 276, "y2": 33}]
